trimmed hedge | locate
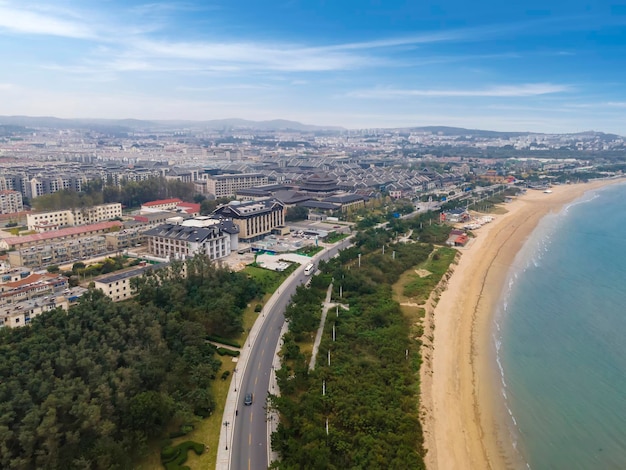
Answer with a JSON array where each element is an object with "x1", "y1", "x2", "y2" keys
[
  {"x1": 216, "y1": 347, "x2": 240, "y2": 357},
  {"x1": 206, "y1": 335, "x2": 241, "y2": 348},
  {"x1": 161, "y1": 441, "x2": 204, "y2": 470}
]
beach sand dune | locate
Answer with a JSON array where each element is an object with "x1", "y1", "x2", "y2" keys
[{"x1": 422, "y1": 180, "x2": 621, "y2": 470}]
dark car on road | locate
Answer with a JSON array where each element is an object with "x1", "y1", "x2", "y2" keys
[{"x1": 244, "y1": 392, "x2": 253, "y2": 406}]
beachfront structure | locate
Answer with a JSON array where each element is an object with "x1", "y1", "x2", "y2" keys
[
  {"x1": 143, "y1": 216, "x2": 239, "y2": 261},
  {"x1": 212, "y1": 198, "x2": 285, "y2": 242},
  {"x1": 26, "y1": 203, "x2": 122, "y2": 232},
  {"x1": 0, "y1": 190, "x2": 24, "y2": 214}
]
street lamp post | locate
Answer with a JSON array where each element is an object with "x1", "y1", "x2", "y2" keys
[
  {"x1": 223, "y1": 421, "x2": 230, "y2": 450},
  {"x1": 233, "y1": 368, "x2": 238, "y2": 392}
]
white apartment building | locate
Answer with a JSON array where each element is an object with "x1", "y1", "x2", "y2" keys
[
  {"x1": 27, "y1": 203, "x2": 122, "y2": 231},
  {"x1": 0, "y1": 190, "x2": 24, "y2": 214},
  {"x1": 204, "y1": 173, "x2": 268, "y2": 198},
  {"x1": 143, "y1": 216, "x2": 239, "y2": 261}
]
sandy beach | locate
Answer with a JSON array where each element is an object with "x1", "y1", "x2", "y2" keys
[{"x1": 421, "y1": 179, "x2": 622, "y2": 470}]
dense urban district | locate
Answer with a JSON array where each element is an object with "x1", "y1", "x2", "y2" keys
[{"x1": 0, "y1": 116, "x2": 625, "y2": 470}]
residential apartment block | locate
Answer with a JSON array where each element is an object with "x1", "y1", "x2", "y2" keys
[
  {"x1": 26, "y1": 203, "x2": 122, "y2": 232},
  {"x1": 0, "y1": 221, "x2": 122, "y2": 251},
  {"x1": 204, "y1": 173, "x2": 268, "y2": 198},
  {"x1": 0, "y1": 272, "x2": 67, "y2": 305},
  {"x1": 0, "y1": 190, "x2": 24, "y2": 214},
  {"x1": 8, "y1": 236, "x2": 108, "y2": 269},
  {"x1": 212, "y1": 198, "x2": 285, "y2": 242},
  {"x1": 0, "y1": 272, "x2": 85, "y2": 328}
]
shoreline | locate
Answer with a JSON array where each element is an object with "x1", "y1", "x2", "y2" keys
[{"x1": 421, "y1": 179, "x2": 623, "y2": 470}]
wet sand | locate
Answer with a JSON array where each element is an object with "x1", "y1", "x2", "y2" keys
[{"x1": 421, "y1": 180, "x2": 621, "y2": 470}]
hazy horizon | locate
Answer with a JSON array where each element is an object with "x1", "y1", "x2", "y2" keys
[{"x1": 2, "y1": 1, "x2": 626, "y2": 134}]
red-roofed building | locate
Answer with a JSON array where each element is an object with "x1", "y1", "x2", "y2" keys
[
  {"x1": 0, "y1": 272, "x2": 68, "y2": 305},
  {"x1": 175, "y1": 202, "x2": 201, "y2": 216},
  {"x1": 140, "y1": 198, "x2": 183, "y2": 212}
]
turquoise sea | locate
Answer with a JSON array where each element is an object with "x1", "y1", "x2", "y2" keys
[{"x1": 494, "y1": 182, "x2": 626, "y2": 470}]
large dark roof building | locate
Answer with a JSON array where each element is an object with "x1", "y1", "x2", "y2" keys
[{"x1": 212, "y1": 198, "x2": 285, "y2": 242}]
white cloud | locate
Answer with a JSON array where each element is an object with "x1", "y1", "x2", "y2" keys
[
  {"x1": 0, "y1": 4, "x2": 94, "y2": 39},
  {"x1": 348, "y1": 83, "x2": 571, "y2": 99}
]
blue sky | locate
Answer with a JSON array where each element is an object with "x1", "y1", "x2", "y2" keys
[{"x1": 2, "y1": 0, "x2": 626, "y2": 133}]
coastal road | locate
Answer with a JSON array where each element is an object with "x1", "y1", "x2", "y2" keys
[{"x1": 229, "y1": 237, "x2": 352, "y2": 470}]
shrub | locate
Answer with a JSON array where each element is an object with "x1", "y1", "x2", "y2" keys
[
  {"x1": 216, "y1": 348, "x2": 240, "y2": 357},
  {"x1": 254, "y1": 304, "x2": 263, "y2": 312},
  {"x1": 206, "y1": 335, "x2": 241, "y2": 348},
  {"x1": 161, "y1": 441, "x2": 205, "y2": 470},
  {"x1": 221, "y1": 370, "x2": 231, "y2": 380}
]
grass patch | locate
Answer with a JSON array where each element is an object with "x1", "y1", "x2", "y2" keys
[
  {"x1": 295, "y1": 245, "x2": 324, "y2": 256},
  {"x1": 243, "y1": 265, "x2": 293, "y2": 293},
  {"x1": 326, "y1": 232, "x2": 349, "y2": 243},
  {"x1": 402, "y1": 247, "x2": 457, "y2": 304}
]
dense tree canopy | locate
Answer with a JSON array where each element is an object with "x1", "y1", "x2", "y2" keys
[
  {"x1": 271, "y1": 236, "x2": 448, "y2": 469},
  {"x1": 0, "y1": 255, "x2": 259, "y2": 469},
  {"x1": 32, "y1": 177, "x2": 196, "y2": 211}
]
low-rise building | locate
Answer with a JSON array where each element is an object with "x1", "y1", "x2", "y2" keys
[
  {"x1": 140, "y1": 198, "x2": 183, "y2": 212},
  {"x1": 0, "y1": 272, "x2": 68, "y2": 307},
  {"x1": 93, "y1": 265, "x2": 154, "y2": 302},
  {"x1": 321, "y1": 193, "x2": 366, "y2": 213},
  {"x1": 0, "y1": 286, "x2": 86, "y2": 328}
]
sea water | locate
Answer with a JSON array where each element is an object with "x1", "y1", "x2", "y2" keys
[{"x1": 494, "y1": 182, "x2": 626, "y2": 470}]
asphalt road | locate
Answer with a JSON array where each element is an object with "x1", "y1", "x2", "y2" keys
[{"x1": 230, "y1": 237, "x2": 352, "y2": 470}]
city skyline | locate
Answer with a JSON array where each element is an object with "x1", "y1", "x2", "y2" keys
[{"x1": 2, "y1": 1, "x2": 626, "y2": 133}]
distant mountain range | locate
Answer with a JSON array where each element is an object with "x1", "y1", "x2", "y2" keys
[
  {"x1": 0, "y1": 115, "x2": 622, "y2": 139},
  {"x1": 0, "y1": 116, "x2": 343, "y2": 133}
]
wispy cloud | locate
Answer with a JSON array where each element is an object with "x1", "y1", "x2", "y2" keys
[
  {"x1": 348, "y1": 83, "x2": 571, "y2": 99},
  {"x1": 0, "y1": 4, "x2": 94, "y2": 39}
]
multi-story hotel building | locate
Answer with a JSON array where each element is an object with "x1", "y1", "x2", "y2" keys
[
  {"x1": 0, "y1": 190, "x2": 24, "y2": 214},
  {"x1": 212, "y1": 198, "x2": 285, "y2": 242},
  {"x1": 26, "y1": 203, "x2": 122, "y2": 232},
  {"x1": 204, "y1": 173, "x2": 269, "y2": 198},
  {"x1": 143, "y1": 216, "x2": 239, "y2": 261}
]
